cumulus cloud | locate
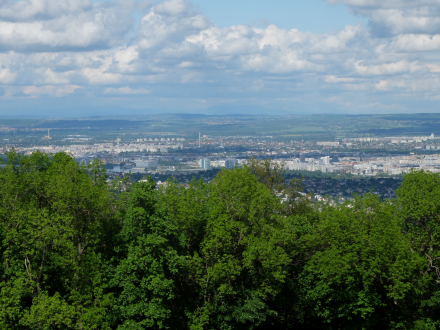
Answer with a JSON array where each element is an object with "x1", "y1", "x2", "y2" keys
[
  {"x1": 0, "y1": 0, "x2": 440, "y2": 113},
  {"x1": 0, "y1": 0, "x2": 136, "y2": 51},
  {"x1": 354, "y1": 60, "x2": 424, "y2": 76},
  {"x1": 388, "y1": 34, "x2": 440, "y2": 52},
  {"x1": 138, "y1": 0, "x2": 210, "y2": 51},
  {"x1": 22, "y1": 84, "x2": 83, "y2": 97},
  {"x1": 324, "y1": 75, "x2": 358, "y2": 83},
  {"x1": 0, "y1": 67, "x2": 16, "y2": 84},
  {"x1": 103, "y1": 86, "x2": 151, "y2": 95},
  {"x1": 326, "y1": 0, "x2": 440, "y2": 36}
]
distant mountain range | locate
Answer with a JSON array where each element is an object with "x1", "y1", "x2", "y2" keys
[
  {"x1": 0, "y1": 105, "x2": 282, "y2": 119},
  {"x1": 202, "y1": 105, "x2": 279, "y2": 115}
]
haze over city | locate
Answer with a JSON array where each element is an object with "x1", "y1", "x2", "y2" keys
[{"x1": 0, "y1": 0, "x2": 439, "y2": 116}]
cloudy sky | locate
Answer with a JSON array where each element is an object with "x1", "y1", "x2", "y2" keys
[{"x1": 1, "y1": 0, "x2": 440, "y2": 116}]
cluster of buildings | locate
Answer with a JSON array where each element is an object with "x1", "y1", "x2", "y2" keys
[
  {"x1": 198, "y1": 158, "x2": 239, "y2": 170},
  {"x1": 339, "y1": 134, "x2": 440, "y2": 151},
  {"x1": 1, "y1": 141, "x2": 183, "y2": 158},
  {"x1": 189, "y1": 133, "x2": 440, "y2": 156},
  {"x1": 4, "y1": 130, "x2": 440, "y2": 177},
  {"x1": 4, "y1": 130, "x2": 440, "y2": 161},
  {"x1": 282, "y1": 154, "x2": 440, "y2": 175},
  {"x1": 346, "y1": 134, "x2": 436, "y2": 143}
]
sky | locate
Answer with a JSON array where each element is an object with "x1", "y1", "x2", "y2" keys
[{"x1": 0, "y1": 0, "x2": 440, "y2": 116}]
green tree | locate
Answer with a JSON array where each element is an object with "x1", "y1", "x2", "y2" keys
[
  {"x1": 283, "y1": 176, "x2": 315, "y2": 217},
  {"x1": 111, "y1": 178, "x2": 187, "y2": 329},
  {"x1": 245, "y1": 157, "x2": 286, "y2": 194},
  {"x1": 0, "y1": 150, "x2": 115, "y2": 329},
  {"x1": 245, "y1": 158, "x2": 314, "y2": 217},
  {"x1": 397, "y1": 169, "x2": 440, "y2": 327},
  {"x1": 159, "y1": 178, "x2": 209, "y2": 256},
  {"x1": 188, "y1": 168, "x2": 296, "y2": 330},
  {"x1": 4, "y1": 151, "x2": 440, "y2": 329},
  {"x1": 302, "y1": 193, "x2": 423, "y2": 329}
]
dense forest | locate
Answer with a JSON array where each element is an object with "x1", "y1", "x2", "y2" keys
[{"x1": 1, "y1": 151, "x2": 440, "y2": 329}]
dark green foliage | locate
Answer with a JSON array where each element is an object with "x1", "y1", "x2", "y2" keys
[
  {"x1": 0, "y1": 150, "x2": 115, "y2": 329},
  {"x1": 397, "y1": 170, "x2": 440, "y2": 328},
  {"x1": 301, "y1": 194, "x2": 423, "y2": 329},
  {"x1": 111, "y1": 179, "x2": 186, "y2": 329},
  {"x1": 186, "y1": 168, "x2": 295, "y2": 329},
  {"x1": 2, "y1": 151, "x2": 440, "y2": 329}
]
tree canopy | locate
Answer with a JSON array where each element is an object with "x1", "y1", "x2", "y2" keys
[{"x1": 1, "y1": 151, "x2": 440, "y2": 329}]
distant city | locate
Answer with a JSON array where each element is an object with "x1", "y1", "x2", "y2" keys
[
  {"x1": 2, "y1": 113, "x2": 440, "y2": 199},
  {"x1": 3, "y1": 131, "x2": 440, "y2": 175}
]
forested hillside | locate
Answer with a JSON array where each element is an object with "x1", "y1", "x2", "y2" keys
[{"x1": 1, "y1": 151, "x2": 440, "y2": 329}]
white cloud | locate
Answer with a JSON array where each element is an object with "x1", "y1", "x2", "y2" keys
[
  {"x1": 0, "y1": 68, "x2": 16, "y2": 84},
  {"x1": 138, "y1": 0, "x2": 210, "y2": 51},
  {"x1": 354, "y1": 60, "x2": 424, "y2": 76},
  {"x1": 155, "y1": 0, "x2": 191, "y2": 16},
  {"x1": 0, "y1": 0, "x2": 92, "y2": 21},
  {"x1": 22, "y1": 84, "x2": 83, "y2": 97},
  {"x1": 103, "y1": 86, "x2": 151, "y2": 95},
  {"x1": 326, "y1": 0, "x2": 440, "y2": 35},
  {"x1": 375, "y1": 79, "x2": 406, "y2": 91},
  {"x1": 0, "y1": 0, "x2": 440, "y2": 113},
  {"x1": 388, "y1": 34, "x2": 440, "y2": 52},
  {"x1": 0, "y1": 0, "x2": 135, "y2": 51},
  {"x1": 324, "y1": 75, "x2": 357, "y2": 83},
  {"x1": 426, "y1": 64, "x2": 440, "y2": 72}
]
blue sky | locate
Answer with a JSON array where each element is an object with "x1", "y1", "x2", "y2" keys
[
  {"x1": 190, "y1": 0, "x2": 366, "y2": 33},
  {"x1": 0, "y1": 0, "x2": 439, "y2": 116}
]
